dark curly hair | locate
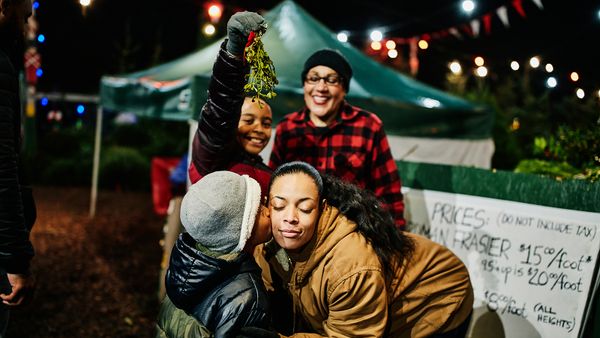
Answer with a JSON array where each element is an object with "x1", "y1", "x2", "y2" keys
[{"x1": 269, "y1": 161, "x2": 414, "y2": 282}]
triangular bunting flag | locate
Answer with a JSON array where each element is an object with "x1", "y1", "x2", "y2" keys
[
  {"x1": 470, "y1": 19, "x2": 480, "y2": 37},
  {"x1": 448, "y1": 27, "x2": 462, "y2": 39},
  {"x1": 513, "y1": 0, "x2": 527, "y2": 18},
  {"x1": 530, "y1": 0, "x2": 544, "y2": 10},
  {"x1": 496, "y1": 6, "x2": 510, "y2": 27},
  {"x1": 482, "y1": 14, "x2": 492, "y2": 34},
  {"x1": 461, "y1": 23, "x2": 473, "y2": 37}
]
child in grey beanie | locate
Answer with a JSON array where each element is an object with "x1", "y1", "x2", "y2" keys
[
  {"x1": 179, "y1": 170, "x2": 261, "y2": 254},
  {"x1": 162, "y1": 170, "x2": 272, "y2": 337}
]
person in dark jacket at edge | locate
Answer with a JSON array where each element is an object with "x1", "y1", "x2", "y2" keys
[
  {"x1": 156, "y1": 171, "x2": 272, "y2": 338},
  {"x1": 0, "y1": 0, "x2": 36, "y2": 335}
]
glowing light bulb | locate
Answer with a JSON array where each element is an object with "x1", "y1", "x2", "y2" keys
[
  {"x1": 449, "y1": 61, "x2": 462, "y2": 75},
  {"x1": 370, "y1": 30, "x2": 383, "y2": 42}
]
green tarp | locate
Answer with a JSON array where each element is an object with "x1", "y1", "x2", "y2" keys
[{"x1": 100, "y1": 0, "x2": 493, "y2": 139}]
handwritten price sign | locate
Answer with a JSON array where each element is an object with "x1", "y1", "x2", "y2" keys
[{"x1": 405, "y1": 190, "x2": 600, "y2": 338}]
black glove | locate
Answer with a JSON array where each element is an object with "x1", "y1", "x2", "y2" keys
[
  {"x1": 236, "y1": 326, "x2": 280, "y2": 338},
  {"x1": 226, "y1": 11, "x2": 266, "y2": 56}
]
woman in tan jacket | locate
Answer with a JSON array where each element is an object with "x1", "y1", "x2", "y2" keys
[{"x1": 241, "y1": 161, "x2": 473, "y2": 338}]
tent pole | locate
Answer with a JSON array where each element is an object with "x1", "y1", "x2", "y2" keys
[{"x1": 89, "y1": 106, "x2": 103, "y2": 218}]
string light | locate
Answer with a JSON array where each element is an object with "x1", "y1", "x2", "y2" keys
[
  {"x1": 449, "y1": 61, "x2": 462, "y2": 75},
  {"x1": 461, "y1": 0, "x2": 475, "y2": 14},
  {"x1": 418, "y1": 39, "x2": 429, "y2": 50},
  {"x1": 570, "y1": 72, "x2": 579, "y2": 82},
  {"x1": 529, "y1": 57, "x2": 540, "y2": 68},
  {"x1": 510, "y1": 61, "x2": 520, "y2": 71},
  {"x1": 576, "y1": 88, "x2": 585, "y2": 99},
  {"x1": 207, "y1": 3, "x2": 223, "y2": 23},
  {"x1": 337, "y1": 32, "x2": 348, "y2": 43},
  {"x1": 546, "y1": 77, "x2": 557, "y2": 88},
  {"x1": 370, "y1": 30, "x2": 383, "y2": 42},
  {"x1": 475, "y1": 66, "x2": 488, "y2": 77},
  {"x1": 474, "y1": 56, "x2": 484, "y2": 66},
  {"x1": 385, "y1": 40, "x2": 396, "y2": 50},
  {"x1": 545, "y1": 63, "x2": 553, "y2": 73},
  {"x1": 370, "y1": 41, "x2": 382, "y2": 51},
  {"x1": 388, "y1": 49, "x2": 398, "y2": 58},
  {"x1": 202, "y1": 23, "x2": 216, "y2": 36}
]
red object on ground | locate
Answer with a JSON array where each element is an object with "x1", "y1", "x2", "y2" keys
[{"x1": 151, "y1": 157, "x2": 181, "y2": 216}]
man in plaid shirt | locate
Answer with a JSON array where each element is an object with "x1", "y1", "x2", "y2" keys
[{"x1": 269, "y1": 49, "x2": 405, "y2": 230}]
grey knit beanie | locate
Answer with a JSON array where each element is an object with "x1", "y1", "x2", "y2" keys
[{"x1": 179, "y1": 171, "x2": 261, "y2": 254}]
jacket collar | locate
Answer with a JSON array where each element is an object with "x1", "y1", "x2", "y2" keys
[{"x1": 288, "y1": 205, "x2": 357, "y2": 286}]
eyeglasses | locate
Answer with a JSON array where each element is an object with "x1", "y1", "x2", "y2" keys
[{"x1": 305, "y1": 74, "x2": 343, "y2": 86}]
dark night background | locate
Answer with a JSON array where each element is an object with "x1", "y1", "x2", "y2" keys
[{"x1": 33, "y1": 0, "x2": 600, "y2": 97}]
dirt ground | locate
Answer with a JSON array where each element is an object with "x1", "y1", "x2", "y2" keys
[{"x1": 6, "y1": 186, "x2": 165, "y2": 337}]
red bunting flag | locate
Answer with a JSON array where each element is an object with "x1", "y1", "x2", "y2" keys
[
  {"x1": 461, "y1": 23, "x2": 473, "y2": 37},
  {"x1": 513, "y1": 0, "x2": 527, "y2": 18},
  {"x1": 482, "y1": 13, "x2": 492, "y2": 34}
]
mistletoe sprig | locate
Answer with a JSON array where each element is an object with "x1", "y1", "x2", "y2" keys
[{"x1": 244, "y1": 26, "x2": 278, "y2": 107}]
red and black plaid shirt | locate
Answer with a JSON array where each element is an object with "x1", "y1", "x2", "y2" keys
[{"x1": 269, "y1": 102, "x2": 405, "y2": 229}]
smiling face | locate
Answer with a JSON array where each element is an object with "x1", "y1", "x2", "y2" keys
[
  {"x1": 303, "y1": 65, "x2": 347, "y2": 126},
  {"x1": 237, "y1": 97, "x2": 272, "y2": 155},
  {"x1": 269, "y1": 172, "x2": 321, "y2": 252}
]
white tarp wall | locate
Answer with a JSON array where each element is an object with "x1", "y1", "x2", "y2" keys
[
  {"x1": 260, "y1": 131, "x2": 494, "y2": 169},
  {"x1": 188, "y1": 120, "x2": 494, "y2": 169}
]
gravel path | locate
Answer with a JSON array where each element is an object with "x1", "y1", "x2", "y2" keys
[{"x1": 7, "y1": 186, "x2": 164, "y2": 337}]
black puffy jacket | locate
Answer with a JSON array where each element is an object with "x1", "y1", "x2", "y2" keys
[
  {"x1": 0, "y1": 35, "x2": 35, "y2": 275},
  {"x1": 165, "y1": 233, "x2": 271, "y2": 338}
]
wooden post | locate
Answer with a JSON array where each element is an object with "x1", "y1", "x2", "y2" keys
[{"x1": 89, "y1": 106, "x2": 103, "y2": 218}]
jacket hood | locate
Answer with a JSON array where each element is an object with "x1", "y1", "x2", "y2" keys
[
  {"x1": 288, "y1": 205, "x2": 356, "y2": 286},
  {"x1": 166, "y1": 232, "x2": 260, "y2": 311}
]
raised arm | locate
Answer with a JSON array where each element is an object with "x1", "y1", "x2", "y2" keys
[{"x1": 189, "y1": 12, "x2": 265, "y2": 182}]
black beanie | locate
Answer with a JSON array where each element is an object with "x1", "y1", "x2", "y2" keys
[{"x1": 301, "y1": 49, "x2": 353, "y2": 91}]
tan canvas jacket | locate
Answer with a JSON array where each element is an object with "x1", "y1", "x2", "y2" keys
[{"x1": 255, "y1": 205, "x2": 473, "y2": 338}]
